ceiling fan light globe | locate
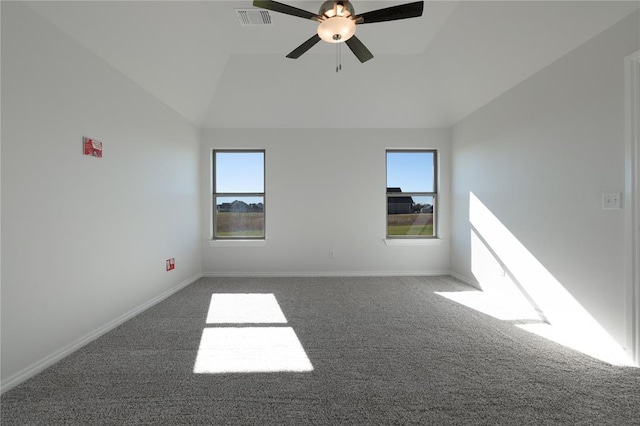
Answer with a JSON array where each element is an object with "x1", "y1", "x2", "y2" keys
[{"x1": 317, "y1": 16, "x2": 356, "y2": 43}]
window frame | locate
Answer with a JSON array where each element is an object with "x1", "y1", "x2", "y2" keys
[
  {"x1": 212, "y1": 149, "x2": 266, "y2": 240},
  {"x1": 385, "y1": 149, "x2": 438, "y2": 239}
]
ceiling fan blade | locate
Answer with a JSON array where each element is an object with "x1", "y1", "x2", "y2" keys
[
  {"x1": 253, "y1": 0, "x2": 320, "y2": 21},
  {"x1": 286, "y1": 34, "x2": 321, "y2": 59},
  {"x1": 345, "y1": 36, "x2": 374, "y2": 63},
  {"x1": 355, "y1": 1, "x2": 424, "y2": 24}
]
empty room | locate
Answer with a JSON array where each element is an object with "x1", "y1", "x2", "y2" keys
[{"x1": 2, "y1": 0, "x2": 640, "y2": 424}]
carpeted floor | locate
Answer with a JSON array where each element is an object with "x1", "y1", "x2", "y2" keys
[{"x1": 2, "y1": 276, "x2": 640, "y2": 425}]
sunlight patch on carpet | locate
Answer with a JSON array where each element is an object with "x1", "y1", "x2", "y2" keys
[
  {"x1": 195, "y1": 293, "x2": 313, "y2": 373},
  {"x1": 193, "y1": 327, "x2": 314, "y2": 373},
  {"x1": 205, "y1": 293, "x2": 287, "y2": 324},
  {"x1": 516, "y1": 323, "x2": 634, "y2": 367},
  {"x1": 436, "y1": 290, "x2": 541, "y2": 321}
]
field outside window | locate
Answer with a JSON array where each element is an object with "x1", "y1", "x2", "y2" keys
[{"x1": 386, "y1": 150, "x2": 437, "y2": 238}]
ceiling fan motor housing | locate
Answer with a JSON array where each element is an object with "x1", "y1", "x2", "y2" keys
[
  {"x1": 318, "y1": 1, "x2": 355, "y2": 17},
  {"x1": 317, "y1": 1, "x2": 357, "y2": 43}
]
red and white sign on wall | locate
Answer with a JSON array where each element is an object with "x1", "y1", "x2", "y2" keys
[
  {"x1": 83, "y1": 137, "x2": 103, "y2": 158},
  {"x1": 166, "y1": 258, "x2": 175, "y2": 271}
]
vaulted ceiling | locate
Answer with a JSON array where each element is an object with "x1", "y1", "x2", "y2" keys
[{"x1": 25, "y1": 1, "x2": 640, "y2": 128}]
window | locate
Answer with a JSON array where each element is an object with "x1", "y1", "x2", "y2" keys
[
  {"x1": 386, "y1": 150, "x2": 437, "y2": 238},
  {"x1": 213, "y1": 150, "x2": 265, "y2": 239}
]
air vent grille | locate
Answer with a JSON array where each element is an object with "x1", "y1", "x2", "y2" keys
[{"x1": 235, "y1": 9, "x2": 272, "y2": 26}]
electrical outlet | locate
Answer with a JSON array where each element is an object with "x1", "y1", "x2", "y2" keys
[
  {"x1": 603, "y1": 193, "x2": 621, "y2": 210},
  {"x1": 329, "y1": 250, "x2": 336, "y2": 259}
]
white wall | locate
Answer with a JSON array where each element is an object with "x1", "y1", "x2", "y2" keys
[
  {"x1": 1, "y1": 2, "x2": 201, "y2": 389},
  {"x1": 201, "y1": 128, "x2": 451, "y2": 276},
  {"x1": 451, "y1": 11, "x2": 640, "y2": 351}
]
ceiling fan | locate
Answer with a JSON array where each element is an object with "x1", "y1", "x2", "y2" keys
[{"x1": 253, "y1": 0, "x2": 424, "y2": 64}]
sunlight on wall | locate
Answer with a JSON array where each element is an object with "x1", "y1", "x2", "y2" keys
[
  {"x1": 194, "y1": 293, "x2": 314, "y2": 374},
  {"x1": 441, "y1": 192, "x2": 634, "y2": 366}
]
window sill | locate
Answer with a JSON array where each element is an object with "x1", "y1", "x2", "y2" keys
[
  {"x1": 208, "y1": 240, "x2": 266, "y2": 247},
  {"x1": 384, "y1": 238, "x2": 443, "y2": 247}
]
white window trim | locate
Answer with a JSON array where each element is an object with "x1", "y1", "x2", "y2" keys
[
  {"x1": 384, "y1": 238, "x2": 443, "y2": 247},
  {"x1": 386, "y1": 149, "x2": 438, "y2": 239},
  {"x1": 625, "y1": 50, "x2": 640, "y2": 366},
  {"x1": 212, "y1": 149, "x2": 266, "y2": 241},
  {"x1": 208, "y1": 239, "x2": 267, "y2": 248}
]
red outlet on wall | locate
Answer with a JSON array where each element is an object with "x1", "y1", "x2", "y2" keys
[{"x1": 166, "y1": 258, "x2": 175, "y2": 271}]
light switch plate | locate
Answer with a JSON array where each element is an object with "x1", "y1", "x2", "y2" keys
[{"x1": 603, "y1": 193, "x2": 621, "y2": 210}]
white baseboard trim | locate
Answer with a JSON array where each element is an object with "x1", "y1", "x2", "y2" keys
[
  {"x1": 1, "y1": 270, "x2": 478, "y2": 393},
  {"x1": 1, "y1": 272, "x2": 202, "y2": 395},
  {"x1": 201, "y1": 270, "x2": 453, "y2": 278}
]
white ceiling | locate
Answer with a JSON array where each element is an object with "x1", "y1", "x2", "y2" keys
[{"x1": 25, "y1": 1, "x2": 640, "y2": 128}]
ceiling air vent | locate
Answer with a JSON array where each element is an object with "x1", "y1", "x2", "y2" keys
[{"x1": 235, "y1": 9, "x2": 272, "y2": 26}]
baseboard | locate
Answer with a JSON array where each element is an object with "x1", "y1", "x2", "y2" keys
[
  {"x1": 201, "y1": 270, "x2": 482, "y2": 290},
  {"x1": 1, "y1": 270, "x2": 476, "y2": 393},
  {"x1": 201, "y1": 270, "x2": 453, "y2": 278},
  {"x1": 1, "y1": 272, "x2": 202, "y2": 395}
]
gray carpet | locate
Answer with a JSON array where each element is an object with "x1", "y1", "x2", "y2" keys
[{"x1": 2, "y1": 276, "x2": 640, "y2": 425}]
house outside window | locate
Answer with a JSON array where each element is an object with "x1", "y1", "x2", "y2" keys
[
  {"x1": 212, "y1": 150, "x2": 265, "y2": 239},
  {"x1": 386, "y1": 150, "x2": 437, "y2": 238}
]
